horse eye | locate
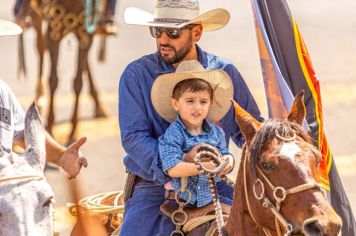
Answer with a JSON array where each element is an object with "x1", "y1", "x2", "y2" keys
[
  {"x1": 261, "y1": 161, "x2": 273, "y2": 171},
  {"x1": 43, "y1": 196, "x2": 54, "y2": 207}
]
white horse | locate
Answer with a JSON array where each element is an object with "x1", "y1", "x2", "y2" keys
[{"x1": 0, "y1": 103, "x2": 54, "y2": 235}]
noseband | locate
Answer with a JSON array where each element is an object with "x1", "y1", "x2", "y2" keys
[{"x1": 243, "y1": 130, "x2": 326, "y2": 236}]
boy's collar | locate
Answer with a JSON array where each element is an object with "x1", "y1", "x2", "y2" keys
[{"x1": 175, "y1": 115, "x2": 212, "y2": 135}]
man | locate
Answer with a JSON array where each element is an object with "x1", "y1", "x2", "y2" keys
[
  {"x1": 119, "y1": 0, "x2": 263, "y2": 235},
  {"x1": 0, "y1": 19, "x2": 87, "y2": 178}
]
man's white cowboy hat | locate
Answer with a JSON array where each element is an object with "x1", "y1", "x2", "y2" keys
[
  {"x1": 124, "y1": 0, "x2": 230, "y2": 31},
  {"x1": 151, "y1": 60, "x2": 234, "y2": 122},
  {"x1": 0, "y1": 19, "x2": 22, "y2": 37}
]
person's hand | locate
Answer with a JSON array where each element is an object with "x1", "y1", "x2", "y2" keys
[
  {"x1": 183, "y1": 143, "x2": 205, "y2": 163},
  {"x1": 220, "y1": 155, "x2": 235, "y2": 176},
  {"x1": 201, "y1": 161, "x2": 218, "y2": 171},
  {"x1": 59, "y1": 137, "x2": 88, "y2": 179}
]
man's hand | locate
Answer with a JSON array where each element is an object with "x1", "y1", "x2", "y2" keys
[{"x1": 59, "y1": 137, "x2": 88, "y2": 178}]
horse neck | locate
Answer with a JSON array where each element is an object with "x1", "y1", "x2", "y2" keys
[{"x1": 225, "y1": 148, "x2": 273, "y2": 236}]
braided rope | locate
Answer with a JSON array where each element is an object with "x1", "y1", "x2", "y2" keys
[
  {"x1": 194, "y1": 144, "x2": 231, "y2": 236},
  {"x1": 67, "y1": 191, "x2": 124, "y2": 234}
]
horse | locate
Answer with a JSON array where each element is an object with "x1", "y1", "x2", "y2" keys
[
  {"x1": 224, "y1": 92, "x2": 342, "y2": 235},
  {"x1": 0, "y1": 103, "x2": 55, "y2": 235},
  {"x1": 166, "y1": 92, "x2": 342, "y2": 235},
  {"x1": 15, "y1": 0, "x2": 108, "y2": 142}
]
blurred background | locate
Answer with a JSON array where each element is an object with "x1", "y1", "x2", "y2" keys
[{"x1": 0, "y1": 0, "x2": 355, "y2": 234}]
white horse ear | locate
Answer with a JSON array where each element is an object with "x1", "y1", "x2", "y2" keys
[
  {"x1": 232, "y1": 100, "x2": 261, "y2": 145},
  {"x1": 24, "y1": 102, "x2": 46, "y2": 170},
  {"x1": 288, "y1": 91, "x2": 306, "y2": 126}
]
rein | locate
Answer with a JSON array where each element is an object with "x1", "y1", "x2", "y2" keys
[
  {"x1": 242, "y1": 131, "x2": 326, "y2": 236},
  {"x1": 0, "y1": 175, "x2": 45, "y2": 184},
  {"x1": 194, "y1": 146, "x2": 233, "y2": 236},
  {"x1": 169, "y1": 145, "x2": 233, "y2": 236}
]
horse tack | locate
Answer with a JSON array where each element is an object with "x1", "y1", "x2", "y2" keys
[
  {"x1": 193, "y1": 145, "x2": 232, "y2": 236},
  {"x1": 166, "y1": 144, "x2": 232, "y2": 236},
  {"x1": 0, "y1": 175, "x2": 45, "y2": 184},
  {"x1": 44, "y1": 2, "x2": 93, "y2": 49},
  {"x1": 243, "y1": 130, "x2": 327, "y2": 236},
  {"x1": 169, "y1": 177, "x2": 191, "y2": 236}
]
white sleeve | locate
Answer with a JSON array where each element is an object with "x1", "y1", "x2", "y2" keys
[
  {"x1": 0, "y1": 80, "x2": 25, "y2": 140},
  {"x1": 10, "y1": 87, "x2": 25, "y2": 140}
]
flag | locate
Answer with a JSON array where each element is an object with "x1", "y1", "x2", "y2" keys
[{"x1": 250, "y1": 0, "x2": 356, "y2": 234}]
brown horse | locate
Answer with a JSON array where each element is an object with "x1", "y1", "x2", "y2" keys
[
  {"x1": 180, "y1": 92, "x2": 342, "y2": 236},
  {"x1": 15, "y1": 0, "x2": 108, "y2": 142}
]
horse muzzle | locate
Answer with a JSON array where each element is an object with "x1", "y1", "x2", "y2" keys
[{"x1": 302, "y1": 216, "x2": 342, "y2": 236}]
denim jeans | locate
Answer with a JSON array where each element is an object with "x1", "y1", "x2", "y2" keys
[{"x1": 119, "y1": 180, "x2": 233, "y2": 236}]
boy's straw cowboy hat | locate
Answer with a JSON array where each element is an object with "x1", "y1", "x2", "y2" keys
[
  {"x1": 0, "y1": 20, "x2": 22, "y2": 37},
  {"x1": 124, "y1": 0, "x2": 230, "y2": 31},
  {"x1": 151, "y1": 60, "x2": 234, "y2": 122}
]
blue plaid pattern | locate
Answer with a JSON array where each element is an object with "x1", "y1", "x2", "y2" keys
[{"x1": 159, "y1": 116, "x2": 231, "y2": 207}]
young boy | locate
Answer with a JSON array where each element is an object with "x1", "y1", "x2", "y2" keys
[{"x1": 151, "y1": 60, "x2": 235, "y2": 208}]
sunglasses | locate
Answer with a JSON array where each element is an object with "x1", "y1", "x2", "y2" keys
[{"x1": 149, "y1": 25, "x2": 196, "y2": 39}]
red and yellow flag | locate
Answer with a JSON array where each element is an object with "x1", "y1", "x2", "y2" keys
[{"x1": 250, "y1": 0, "x2": 355, "y2": 234}]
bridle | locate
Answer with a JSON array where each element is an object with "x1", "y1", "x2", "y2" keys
[
  {"x1": 0, "y1": 175, "x2": 45, "y2": 184},
  {"x1": 243, "y1": 130, "x2": 327, "y2": 236}
]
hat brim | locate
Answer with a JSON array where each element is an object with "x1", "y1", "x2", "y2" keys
[
  {"x1": 151, "y1": 70, "x2": 233, "y2": 122},
  {"x1": 124, "y1": 7, "x2": 230, "y2": 31},
  {"x1": 0, "y1": 20, "x2": 22, "y2": 37}
]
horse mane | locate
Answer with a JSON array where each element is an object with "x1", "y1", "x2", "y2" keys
[{"x1": 248, "y1": 119, "x2": 314, "y2": 179}]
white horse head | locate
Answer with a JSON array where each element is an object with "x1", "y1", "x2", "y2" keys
[{"x1": 0, "y1": 103, "x2": 54, "y2": 236}]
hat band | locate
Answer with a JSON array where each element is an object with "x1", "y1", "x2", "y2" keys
[{"x1": 153, "y1": 18, "x2": 190, "y2": 24}]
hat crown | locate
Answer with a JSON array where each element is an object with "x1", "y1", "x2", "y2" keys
[
  {"x1": 154, "y1": 0, "x2": 200, "y2": 22},
  {"x1": 176, "y1": 60, "x2": 204, "y2": 73}
]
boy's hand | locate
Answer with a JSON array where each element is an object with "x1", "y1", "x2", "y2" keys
[
  {"x1": 201, "y1": 161, "x2": 218, "y2": 171},
  {"x1": 183, "y1": 143, "x2": 205, "y2": 163},
  {"x1": 220, "y1": 155, "x2": 235, "y2": 175}
]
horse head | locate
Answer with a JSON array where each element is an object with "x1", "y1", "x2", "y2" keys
[
  {"x1": 228, "y1": 92, "x2": 342, "y2": 236},
  {"x1": 0, "y1": 103, "x2": 54, "y2": 235}
]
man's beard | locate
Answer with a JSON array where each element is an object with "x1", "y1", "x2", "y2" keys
[{"x1": 158, "y1": 39, "x2": 193, "y2": 64}]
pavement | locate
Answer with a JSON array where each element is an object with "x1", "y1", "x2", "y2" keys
[{"x1": 0, "y1": 0, "x2": 355, "y2": 234}]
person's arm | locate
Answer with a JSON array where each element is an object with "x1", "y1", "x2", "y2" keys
[
  {"x1": 167, "y1": 161, "x2": 218, "y2": 178},
  {"x1": 119, "y1": 66, "x2": 166, "y2": 183},
  {"x1": 224, "y1": 64, "x2": 264, "y2": 147},
  {"x1": 5, "y1": 79, "x2": 87, "y2": 178},
  {"x1": 14, "y1": 134, "x2": 88, "y2": 178}
]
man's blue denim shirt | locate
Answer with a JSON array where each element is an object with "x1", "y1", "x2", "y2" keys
[{"x1": 118, "y1": 45, "x2": 262, "y2": 184}]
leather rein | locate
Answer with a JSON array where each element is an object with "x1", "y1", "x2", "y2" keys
[
  {"x1": 0, "y1": 175, "x2": 45, "y2": 184},
  {"x1": 242, "y1": 131, "x2": 326, "y2": 236}
]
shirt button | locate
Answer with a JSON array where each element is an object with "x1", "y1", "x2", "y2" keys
[{"x1": 197, "y1": 186, "x2": 200, "y2": 190}]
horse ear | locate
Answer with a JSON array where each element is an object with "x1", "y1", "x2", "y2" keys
[
  {"x1": 287, "y1": 91, "x2": 306, "y2": 125},
  {"x1": 24, "y1": 102, "x2": 46, "y2": 170},
  {"x1": 232, "y1": 100, "x2": 261, "y2": 145}
]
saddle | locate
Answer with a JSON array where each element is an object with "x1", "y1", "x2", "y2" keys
[{"x1": 160, "y1": 199, "x2": 231, "y2": 234}]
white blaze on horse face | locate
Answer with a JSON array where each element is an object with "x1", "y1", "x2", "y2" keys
[
  {"x1": 279, "y1": 142, "x2": 301, "y2": 159},
  {"x1": 279, "y1": 142, "x2": 310, "y2": 179}
]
